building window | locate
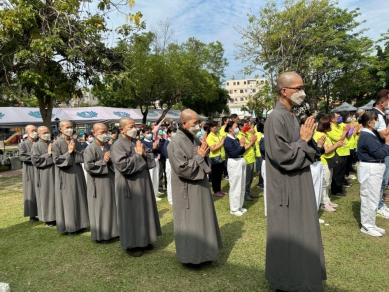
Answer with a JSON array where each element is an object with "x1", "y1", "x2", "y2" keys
[
  {"x1": 240, "y1": 97, "x2": 244, "y2": 101},
  {"x1": 244, "y1": 81, "x2": 246, "y2": 85},
  {"x1": 234, "y1": 90, "x2": 237, "y2": 93},
  {"x1": 235, "y1": 98, "x2": 238, "y2": 102},
  {"x1": 245, "y1": 97, "x2": 248, "y2": 100},
  {"x1": 227, "y1": 82, "x2": 229, "y2": 86},
  {"x1": 233, "y1": 82, "x2": 236, "y2": 85},
  {"x1": 240, "y1": 89, "x2": 244, "y2": 93},
  {"x1": 230, "y1": 90, "x2": 233, "y2": 94},
  {"x1": 237, "y1": 82, "x2": 240, "y2": 85},
  {"x1": 245, "y1": 89, "x2": 247, "y2": 93},
  {"x1": 252, "y1": 89, "x2": 256, "y2": 93},
  {"x1": 261, "y1": 80, "x2": 264, "y2": 84}
]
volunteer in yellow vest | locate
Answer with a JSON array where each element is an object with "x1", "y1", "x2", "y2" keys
[
  {"x1": 219, "y1": 117, "x2": 229, "y2": 138},
  {"x1": 340, "y1": 111, "x2": 357, "y2": 181},
  {"x1": 326, "y1": 112, "x2": 351, "y2": 196},
  {"x1": 313, "y1": 116, "x2": 345, "y2": 211},
  {"x1": 236, "y1": 119, "x2": 258, "y2": 201},
  {"x1": 206, "y1": 121, "x2": 227, "y2": 198},
  {"x1": 253, "y1": 122, "x2": 264, "y2": 189}
]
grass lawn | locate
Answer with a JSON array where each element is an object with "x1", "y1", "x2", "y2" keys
[{"x1": 0, "y1": 173, "x2": 388, "y2": 291}]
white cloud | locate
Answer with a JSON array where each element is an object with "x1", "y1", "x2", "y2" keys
[{"x1": 106, "y1": 0, "x2": 389, "y2": 80}]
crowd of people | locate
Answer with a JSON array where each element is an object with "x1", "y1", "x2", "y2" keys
[{"x1": 16, "y1": 71, "x2": 389, "y2": 291}]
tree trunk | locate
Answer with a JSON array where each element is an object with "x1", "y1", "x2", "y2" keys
[{"x1": 38, "y1": 96, "x2": 54, "y2": 133}]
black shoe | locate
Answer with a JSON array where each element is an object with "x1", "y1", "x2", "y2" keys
[
  {"x1": 144, "y1": 244, "x2": 154, "y2": 250},
  {"x1": 333, "y1": 192, "x2": 346, "y2": 197},
  {"x1": 249, "y1": 193, "x2": 259, "y2": 199},
  {"x1": 343, "y1": 182, "x2": 352, "y2": 188},
  {"x1": 244, "y1": 195, "x2": 253, "y2": 201},
  {"x1": 77, "y1": 228, "x2": 88, "y2": 234},
  {"x1": 96, "y1": 240, "x2": 109, "y2": 244},
  {"x1": 128, "y1": 248, "x2": 143, "y2": 257},
  {"x1": 29, "y1": 217, "x2": 39, "y2": 222},
  {"x1": 257, "y1": 184, "x2": 264, "y2": 189},
  {"x1": 183, "y1": 263, "x2": 202, "y2": 270}
]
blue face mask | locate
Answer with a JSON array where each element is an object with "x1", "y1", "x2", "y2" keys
[
  {"x1": 88, "y1": 137, "x2": 94, "y2": 143},
  {"x1": 337, "y1": 117, "x2": 343, "y2": 123},
  {"x1": 140, "y1": 135, "x2": 144, "y2": 140},
  {"x1": 172, "y1": 133, "x2": 176, "y2": 137},
  {"x1": 374, "y1": 121, "x2": 381, "y2": 130},
  {"x1": 146, "y1": 133, "x2": 153, "y2": 140},
  {"x1": 196, "y1": 131, "x2": 202, "y2": 137},
  {"x1": 158, "y1": 130, "x2": 163, "y2": 135},
  {"x1": 233, "y1": 128, "x2": 239, "y2": 135}
]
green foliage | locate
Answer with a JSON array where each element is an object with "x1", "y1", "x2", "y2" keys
[
  {"x1": 93, "y1": 35, "x2": 229, "y2": 123},
  {"x1": 236, "y1": 0, "x2": 379, "y2": 112},
  {"x1": 0, "y1": 0, "x2": 139, "y2": 129},
  {"x1": 241, "y1": 81, "x2": 273, "y2": 117}
]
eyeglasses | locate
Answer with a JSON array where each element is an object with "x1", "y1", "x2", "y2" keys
[{"x1": 283, "y1": 86, "x2": 305, "y2": 91}]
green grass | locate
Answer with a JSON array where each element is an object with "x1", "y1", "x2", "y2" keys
[{"x1": 0, "y1": 173, "x2": 388, "y2": 291}]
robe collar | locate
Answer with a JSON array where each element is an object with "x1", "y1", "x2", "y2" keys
[{"x1": 178, "y1": 126, "x2": 195, "y2": 143}]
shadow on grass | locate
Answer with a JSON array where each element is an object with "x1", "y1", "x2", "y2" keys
[{"x1": 352, "y1": 201, "x2": 361, "y2": 228}]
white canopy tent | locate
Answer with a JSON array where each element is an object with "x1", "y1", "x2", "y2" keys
[
  {"x1": 0, "y1": 107, "x2": 207, "y2": 128},
  {"x1": 358, "y1": 100, "x2": 375, "y2": 110},
  {"x1": 330, "y1": 102, "x2": 357, "y2": 113}
]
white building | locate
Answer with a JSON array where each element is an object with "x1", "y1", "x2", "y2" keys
[{"x1": 225, "y1": 77, "x2": 267, "y2": 118}]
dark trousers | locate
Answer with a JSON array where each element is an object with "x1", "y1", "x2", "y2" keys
[
  {"x1": 211, "y1": 161, "x2": 224, "y2": 193},
  {"x1": 245, "y1": 163, "x2": 254, "y2": 196},
  {"x1": 331, "y1": 155, "x2": 347, "y2": 194},
  {"x1": 158, "y1": 159, "x2": 166, "y2": 191},
  {"x1": 345, "y1": 149, "x2": 356, "y2": 175},
  {"x1": 223, "y1": 158, "x2": 228, "y2": 177}
]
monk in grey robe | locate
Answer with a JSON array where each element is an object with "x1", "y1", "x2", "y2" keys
[
  {"x1": 52, "y1": 120, "x2": 89, "y2": 235},
  {"x1": 264, "y1": 72, "x2": 326, "y2": 291},
  {"x1": 168, "y1": 109, "x2": 222, "y2": 266},
  {"x1": 31, "y1": 126, "x2": 56, "y2": 227},
  {"x1": 110, "y1": 117, "x2": 161, "y2": 257},
  {"x1": 19, "y1": 125, "x2": 38, "y2": 222},
  {"x1": 84, "y1": 123, "x2": 118, "y2": 243}
]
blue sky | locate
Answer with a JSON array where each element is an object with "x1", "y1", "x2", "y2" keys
[{"x1": 107, "y1": 0, "x2": 389, "y2": 81}]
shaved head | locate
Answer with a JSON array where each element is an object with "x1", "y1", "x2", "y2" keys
[
  {"x1": 93, "y1": 123, "x2": 107, "y2": 132},
  {"x1": 25, "y1": 125, "x2": 36, "y2": 133},
  {"x1": 180, "y1": 109, "x2": 198, "y2": 123},
  {"x1": 37, "y1": 126, "x2": 49, "y2": 134},
  {"x1": 276, "y1": 72, "x2": 302, "y2": 93},
  {"x1": 59, "y1": 120, "x2": 72, "y2": 129},
  {"x1": 119, "y1": 117, "x2": 134, "y2": 128}
]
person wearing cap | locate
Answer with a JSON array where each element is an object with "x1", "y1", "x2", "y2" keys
[
  {"x1": 236, "y1": 119, "x2": 257, "y2": 201},
  {"x1": 19, "y1": 125, "x2": 39, "y2": 222}
]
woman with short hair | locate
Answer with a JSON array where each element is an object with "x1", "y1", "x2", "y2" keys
[{"x1": 357, "y1": 111, "x2": 389, "y2": 237}]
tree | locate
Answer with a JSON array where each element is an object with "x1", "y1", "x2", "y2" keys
[
  {"x1": 236, "y1": 0, "x2": 374, "y2": 111},
  {"x1": 0, "y1": 0, "x2": 140, "y2": 130}
]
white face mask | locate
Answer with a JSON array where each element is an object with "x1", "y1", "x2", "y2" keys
[
  {"x1": 126, "y1": 128, "x2": 137, "y2": 138},
  {"x1": 41, "y1": 133, "x2": 51, "y2": 141},
  {"x1": 29, "y1": 132, "x2": 37, "y2": 139},
  {"x1": 188, "y1": 124, "x2": 201, "y2": 136},
  {"x1": 374, "y1": 121, "x2": 381, "y2": 130},
  {"x1": 63, "y1": 128, "x2": 73, "y2": 137},
  {"x1": 96, "y1": 133, "x2": 107, "y2": 142},
  {"x1": 290, "y1": 90, "x2": 306, "y2": 106}
]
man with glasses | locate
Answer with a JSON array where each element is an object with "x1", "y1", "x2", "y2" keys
[{"x1": 264, "y1": 72, "x2": 326, "y2": 291}]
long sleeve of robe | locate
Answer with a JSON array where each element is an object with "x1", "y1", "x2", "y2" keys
[
  {"x1": 51, "y1": 137, "x2": 89, "y2": 233},
  {"x1": 83, "y1": 141, "x2": 118, "y2": 241},
  {"x1": 167, "y1": 129, "x2": 222, "y2": 264},
  {"x1": 31, "y1": 141, "x2": 56, "y2": 222},
  {"x1": 264, "y1": 102, "x2": 327, "y2": 292},
  {"x1": 19, "y1": 140, "x2": 38, "y2": 217},
  {"x1": 110, "y1": 135, "x2": 161, "y2": 249}
]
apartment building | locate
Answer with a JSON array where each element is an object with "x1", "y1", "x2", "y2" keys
[{"x1": 225, "y1": 77, "x2": 267, "y2": 117}]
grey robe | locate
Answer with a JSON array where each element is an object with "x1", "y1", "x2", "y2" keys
[
  {"x1": 110, "y1": 135, "x2": 161, "y2": 249},
  {"x1": 19, "y1": 140, "x2": 38, "y2": 217},
  {"x1": 31, "y1": 140, "x2": 56, "y2": 222},
  {"x1": 52, "y1": 137, "x2": 89, "y2": 233},
  {"x1": 167, "y1": 129, "x2": 222, "y2": 264},
  {"x1": 264, "y1": 102, "x2": 326, "y2": 291},
  {"x1": 84, "y1": 141, "x2": 118, "y2": 241}
]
